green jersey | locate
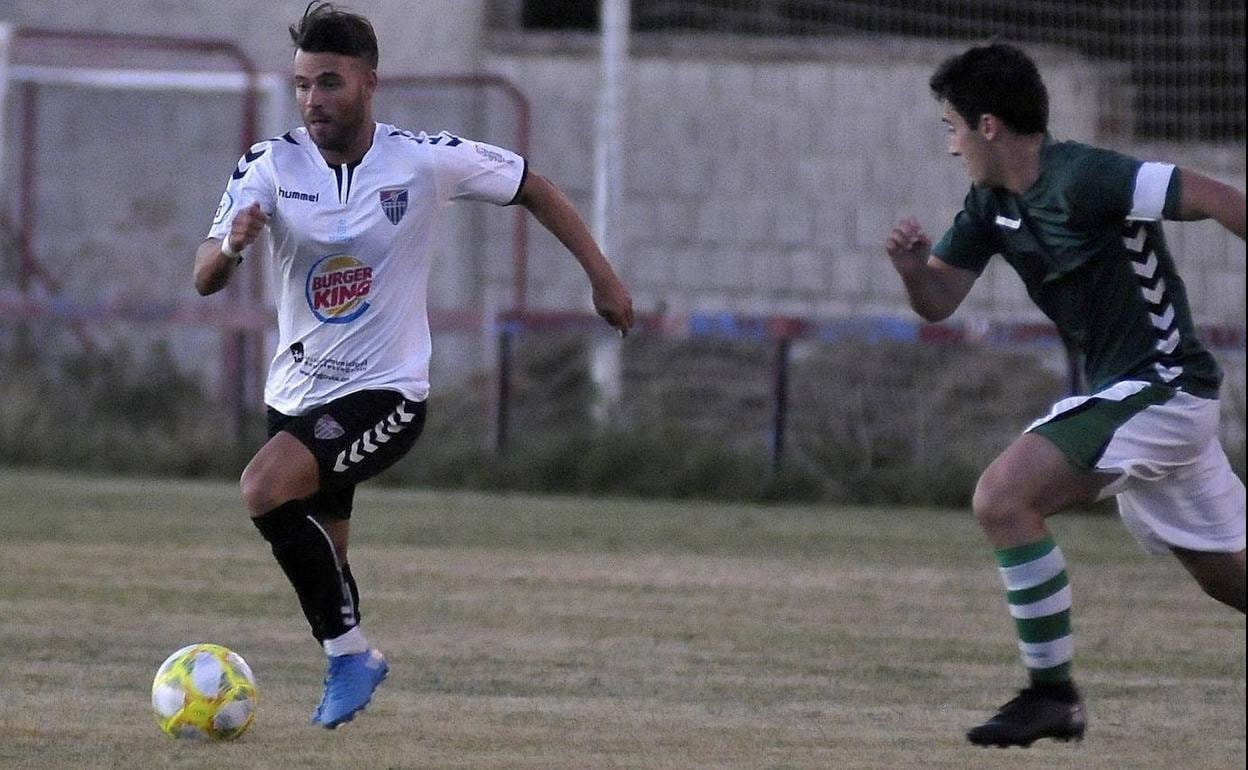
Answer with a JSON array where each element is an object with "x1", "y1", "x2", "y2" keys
[{"x1": 934, "y1": 139, "x2": 1221, "y2": 398}]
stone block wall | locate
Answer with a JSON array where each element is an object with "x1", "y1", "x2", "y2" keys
[
  {"x1": 1, "y1": 4, "x2": 1242, "y2": 394},
  {"x1": 482, "y1": 39, "x2": 1245, "y2": 328}
]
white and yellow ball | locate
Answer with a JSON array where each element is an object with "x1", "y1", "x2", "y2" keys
[{"x1": 151, "y1": 643, "x2": 257, "y2": 741}]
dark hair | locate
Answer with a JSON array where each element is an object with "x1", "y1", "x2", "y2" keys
[
  {"x1": 289, "y1": 2, "x2": 379, "y2": 70},
  {"x1": 929, "y1": 43, "x2": 1048, "y2": 134}
]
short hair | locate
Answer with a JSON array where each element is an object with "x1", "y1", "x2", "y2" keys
[
  {"x1": 289, "y1": 2, "x2": 379, "y2": 70},
  {"x1": 929, "y1": 43, "x2": 1048, "y2": 135}
]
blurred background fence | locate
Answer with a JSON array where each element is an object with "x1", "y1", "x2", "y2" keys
[
  {"x1": 507, "y1": 0, "x2": 1246, "y2": 144},
  {"x1": 0, "y1": 1, "x2": 1243, "y2": 502}
]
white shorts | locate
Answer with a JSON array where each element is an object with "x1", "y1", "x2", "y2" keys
[{"x1": 1028, "y1": 381, "x2": 1246, "y2": 555}]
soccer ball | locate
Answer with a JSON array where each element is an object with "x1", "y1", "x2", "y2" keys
[{"x1": 151, "y1": 643, "x2": 257, "y2": 740}]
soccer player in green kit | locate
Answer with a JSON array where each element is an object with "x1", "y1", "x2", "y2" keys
[{"x1": 885, "y1": 43, "x2": 1245, "y2": 747}]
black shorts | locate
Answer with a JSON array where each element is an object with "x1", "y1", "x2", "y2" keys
[{"x1": 266, "y1": 389, "x2": 427, "y2": 519}]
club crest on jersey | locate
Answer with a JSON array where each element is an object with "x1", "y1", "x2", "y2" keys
[
  {"x1": 213, "y1": 191, "x2": 233, "y2": 225},
  {"x1": 305, "y1": 254, "x2": 373, "y2": 324},
  {"x1": 379, "y1": 188, "x2": 408, "y2": 225}
]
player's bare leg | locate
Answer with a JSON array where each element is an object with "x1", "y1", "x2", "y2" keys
[
  {"x1": 966, "y1": 433, "x2": 1111, "y2": 747},
  {"x1": 1171, "y1": 547, "x2": 1246, "y2": 612},
  {"x1": 972, "y1": 433, "x2": 1110, "y2": 548},
  {"x1": 240, "y1": 431, "x2": 320, "y2": 516}
]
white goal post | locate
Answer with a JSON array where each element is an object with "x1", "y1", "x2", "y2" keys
[
  {"x1": 0, "y1": 23, "x2": 12, "y2": 192},
  {"x1": 6, "y1": 65, "x2": 287, "y2": 139}
]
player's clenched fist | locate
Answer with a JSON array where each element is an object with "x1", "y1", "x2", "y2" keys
[
  {"x1": 884, "y1": 217, "x2": 932, "y2": 274},
  {"x1": 591, "y1": 274, "x2": 635, "y2": 337},
  {"x1": 224, "y1": 202, "x2": 269, "y2": 256}
]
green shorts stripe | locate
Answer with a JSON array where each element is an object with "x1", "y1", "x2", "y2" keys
[{"x1": 1028, "y1": 385, "x2": 1176, "y2": 470}]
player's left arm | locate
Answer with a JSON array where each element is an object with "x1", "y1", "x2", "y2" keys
[
  {"x1": 512, "y1": 171, "x2": 635, "y2": 335},
  {"x1": 1167, "y1": 168, "x2": 1246, "y2": 240}
]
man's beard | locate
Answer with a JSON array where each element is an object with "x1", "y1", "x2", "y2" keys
[{"x1": 307, "y1": 105, "x2": 364, "y2": 153}]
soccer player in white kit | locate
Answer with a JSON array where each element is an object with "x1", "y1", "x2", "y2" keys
[{"x1": 193, "y1": 2, "x2": 633, "y2": 729}]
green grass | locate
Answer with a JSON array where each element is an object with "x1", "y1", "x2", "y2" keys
[{"x1": 0, "y1": 468, "x2": 1242, "y2": 769}]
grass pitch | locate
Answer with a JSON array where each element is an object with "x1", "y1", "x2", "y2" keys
[{"x1": 0, "y1": 468, "x2": 1242, "y2": 769}]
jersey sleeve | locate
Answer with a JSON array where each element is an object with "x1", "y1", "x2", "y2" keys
[
  {"x1": 1159, "y1": 166, "x2": 1183, "y2": 220},
  {"x1": 206, "y1": 142, "x2": 278, "y2": 240},
  {"x1": 932, "y1": 190, "x2": 1001, "y2": 274},
  {"x1": 1126, "y1": 161, "x2": 1184, "y2": 222},
  {"x1": 1064, "y1": 147, "x2": 1167, "y2": 225},
  {"x1": 428, "y1": 132, "x2": 527, "y2": 206}
]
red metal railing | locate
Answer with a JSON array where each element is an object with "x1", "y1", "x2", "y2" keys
[{"x1": 9, "y1": 28, "x2": 262, "y2": 428}]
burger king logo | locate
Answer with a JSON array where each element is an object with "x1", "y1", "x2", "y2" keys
[{"x1": 305, "y1": 254, "x2": 373, "y2": 324}]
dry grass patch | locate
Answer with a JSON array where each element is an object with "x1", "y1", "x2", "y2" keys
[{"x1": 0, "y1": 468, "x2": 1242, "y2": 769}]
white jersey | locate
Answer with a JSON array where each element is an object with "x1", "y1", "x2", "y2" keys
[{"x1": 207, "y1": 122, "x2": 525, "y2": 415}]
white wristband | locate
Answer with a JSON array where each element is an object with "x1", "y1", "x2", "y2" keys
[{"x1": 220, "y1": 236, "x2": 243, "y2": 262}]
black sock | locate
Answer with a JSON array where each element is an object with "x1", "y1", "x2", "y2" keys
[
  {"x1": 252, "y1": 501, "x2": 356, "y2": 644},
  {"x1": 1030, "y1": 679, "x2": 1080, "y2": 703},
  {"x1": 342, "y1": 561, "x2": 361, "y2": 627}
]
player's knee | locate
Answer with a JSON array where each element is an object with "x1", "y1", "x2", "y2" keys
[
  {"x1": 971, "y1": 473, "x2": 1017, "y2": 533},
  {"x1": 240, "y1": 469, "x2": 285, "y2": 518}
]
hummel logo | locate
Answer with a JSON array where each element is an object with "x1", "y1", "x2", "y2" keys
[
  {"x1": 1141, "y1": 278, "x2": 1166, "y2": 305},
  {"x1": 1155, "y1": 328, "x2": 1181, "y2": 355},
  {"x1": 1131, "y1": 253, "x2": 1158, "y2": 279},
  {"x1": 279, "y1": 187, "x2": 319, "y2": 202},
  {"x1": 1154, "y1": 363, "x2": 1182, "y2": 382},
  {"x1": 1148, "y1": 304, "x2": 1175, "y2": 331},
  {"x1": 994, "y1": 215, "x2": 1022, "y2": 230},
  {"x1": 332, "y1": 402, "x2": 418, "y2": 473}
]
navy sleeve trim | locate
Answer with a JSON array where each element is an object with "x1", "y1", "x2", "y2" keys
[
  {"x1": 231, "y1": 146, "x2": 269, "y2": 180},
  {"x1": 505, "y1": 158, "x2": 529, "y2": 206},
  {"x1": 1161, "y1": 167, "x2": 1184, "y2": 220}
]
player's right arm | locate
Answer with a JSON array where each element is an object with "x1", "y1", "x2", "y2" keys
[
  {"x1": 194, "y1": 203, "x2": 268, "y2": 296},
  {"x1": 885, "y1": 218, "x2": 978, "y2": 322},
  {"x1": 194, "y1": 142, "x2": 277, "y2": 296}
]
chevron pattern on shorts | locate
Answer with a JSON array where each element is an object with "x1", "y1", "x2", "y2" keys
[{"x1": 332, "y1": 401, "x2": 419, "y2": 473}]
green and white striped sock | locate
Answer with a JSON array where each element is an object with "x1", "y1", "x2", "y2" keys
[{"x1": 994, "y1": 537, "x2": 1073, "y2": 685}]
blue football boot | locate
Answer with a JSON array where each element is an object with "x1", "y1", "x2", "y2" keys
[{"x1": 311, "y1": 648, "x2": 389, "y2": 729}]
